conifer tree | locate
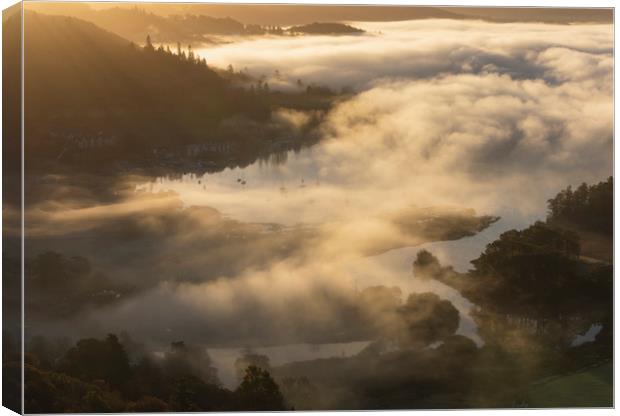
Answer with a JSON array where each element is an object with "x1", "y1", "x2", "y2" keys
[{"x1": 145, "y1": 34, "x2": 154, "y2": 51}]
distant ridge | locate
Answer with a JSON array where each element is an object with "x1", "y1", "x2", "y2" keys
[
  {"x1": 288, "y1": 22, "x2": 365, "y2": 35},
  {"x1": 127, "y1": 4, "x2": 614, "y2": 25},
  {"x1": 26, "y1": 4, "x2": 613, "y2": 43}
]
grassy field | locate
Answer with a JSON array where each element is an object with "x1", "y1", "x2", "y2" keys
[{"x1": 524, "y1": 361, "x2": 613, "y2": 408}]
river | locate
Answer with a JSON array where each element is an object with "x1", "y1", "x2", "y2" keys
[{"x1": 137, "y1": 145, "x2": 549, "y2": 386}]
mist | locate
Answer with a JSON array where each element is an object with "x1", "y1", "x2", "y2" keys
[{"x1": 19, "y1": 16, "x2": 612, "y2": 406}]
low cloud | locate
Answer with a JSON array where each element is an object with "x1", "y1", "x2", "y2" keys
[
  {"x1": 198, "y1": 19, "x2": 612, "y2": 90},
  {"x1": 25, "y1": 19, "x2": 612, "y2": 358}
]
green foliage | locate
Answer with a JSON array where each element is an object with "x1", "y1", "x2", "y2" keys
[
  {"x1": 58, "y1": 334, "x2": 131, "y2": 389},
  {"x1": 235, "y1": 365, "x2": 286, "y2": 411},
  {"x1": 467, "y1": 221, "x2": 605, "y2": 318},
  {"x1": 397, "y1": 293, "x2": 460, "y2": 347},
  {"x1": 23, "y1": 363, "x2": 125, "y2": 413},
  {"x1": 547, "y1": 177, "x2": 612, "y2": 235},
  {"x1": 413, "y1": 249, "x2": 443, "y2": 278},
  {"x1": 169, "y1": 375, "x2": 232, "y2": 411},
  {"x1": 15, "y1": 333, "x2": 291, "y2": 412},
  {"x1": 17, "y1": 11, "x2": 271, "y2": 163},
  {"x1": 9, "y1": 11, "x2": 337, "y2": 177},
  {"x1": 235, "y1": 353, "x2": 271, "y2": 383}
]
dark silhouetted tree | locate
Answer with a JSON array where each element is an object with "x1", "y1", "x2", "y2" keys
[
  {"x1": 413, "y1": 249, "x2": 442, "y2": 278},
  {"x1": 145, "y1": 34, "x2": 154, "y2": 51},
  {"x1": 58, "y1": 334, "x2": 130, "y2": 389},
  {"x1": 169, "y1": 375, "x2": 232, "y2": 412},
  {"x1": 188, "y1": 44, "x2": 195, "y2": 62},
  {"x1": 547, "y1": 177, "x2": 612, "y2": 235},
  {"x1": 235, "y1": 366, "x2": 285, "y2": 411},
  {"x1": 234, "y1": 352, "x2": 271, "y2": 383},
  {"x1": 397, "y1": 292, "x2": 459, "y2": 347}
]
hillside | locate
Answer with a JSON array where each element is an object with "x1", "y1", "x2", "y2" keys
[
  {"x1": 9, "y1": 12, "x2": 338, "y2": 176},
  {"x1": 288, "y1": 22, "x2": 364, "y2": 35},
  {"x1": 444, "y1": 7, "x2": 612, "y2": 24},
  {"x1": 22, "y1": 11, "x2": 225, "y2": 113},
  {"x1": 25, "y1": 4, "x2": 283, "y2": 43},
  {"x1": 12, "y1": 12, "x2": 275, "y2": 169},
  {"x1": 140, "y1": 4, "x2": 470, "y2": 25},
  {"x1": 90, "y1": 4, "x2": 612, "y2": 26},
  {"x1": 25, "y1": 4, "x2": 612, "y2": 46}
]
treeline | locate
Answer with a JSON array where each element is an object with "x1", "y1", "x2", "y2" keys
[
  {"x1": 170, "y1": 14, "x2": 285, "y2": 38},
  {"x1": 289, "y1": 22, "x2": 365, "y2": 34},
  {"x1": 28, "y1": 4, "x2": 366, "y2": 44},
  {"x1": 12, "y1": 12, "x2": 341, "y2": 176},
  {"x1": 415, "y1": 177, "x2": 613, "y2": 348},
  {"x1": 141, "y1": 35, "x2": 208, "y2": 68},
  {"x1": 4, "y1": 334, "x2": 287, "y2": 413},
  {"x1": 275, "y1": 179, "x2": 613, "y2": 409},
  {"x1": 4, "y1": 178, "x2": 614, "y2": 410},
  {"x1": 547, "y1": 177, "x2": 613, "y2": 235}
]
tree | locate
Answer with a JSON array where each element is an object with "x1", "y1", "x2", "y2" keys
[
  {"x1": 58, "y1": 334, "x2": 130, "y2": 389},
  {"x1": 235, "y1": 353, "x2": 271, "y2": 383},
  {"x1": 145, "y1": 34, "x2": 154, "y2": 51},
  {"x1": 280, "y1": 377, "x2": 317, "y2": 410},
  {"x1": 396, "y1": 292, "x2": 459, "y2": 348},
  {"x1": 235, "y1": 366, "x2": 285, "y2": 411},
  {"x1": 23, "y1": 363, "x2": 125, "y2": 413},
  {"x1": 547, "y1": 177, "x2": 612, "y2": 235},
  {"x1": 169, "y1": 375, "x2": 232, "y2": 412},
  {"x1": 413, "y1": 249, "x2": 442, "y2": 278},
  {"x1": 467, "y1": 221, "x2": 597, "y2": 322},
  {"x1": 168, "y1": 376, "x2": 203, "y2": 411},
  {"x1": 188, "y1": 45, "x2": 195, "y2": 62},
  {"x1": 162, "y1": 341, "x2": 219, "y2": 385}
]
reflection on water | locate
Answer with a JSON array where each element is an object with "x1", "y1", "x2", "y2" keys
[
  {"x1": 137, "y1": 146, "x2": 546, "y2": 349},
  {"x1": 571, "y1": 324, "x2": 603, "y2": 347},
  {"x1": 138, "y1": 148, "x2": 325, "y2": 225}
]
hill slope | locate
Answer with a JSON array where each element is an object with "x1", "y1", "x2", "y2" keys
[
  {"x1": 25, "y1": 4, "x2": 281, "y2": 43},
  {"x1": 11, "y1": 12, "x2": 336, "y2": 175},
  {"x1": 289, "y1": 22, "x2": 364, "y2": 35},
  {"x1": 10, "y1": 12, "x2": 272, "y2": 167},
  {"x1": 102, "y1": 4, "x2": 613, "y2": 25}
]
